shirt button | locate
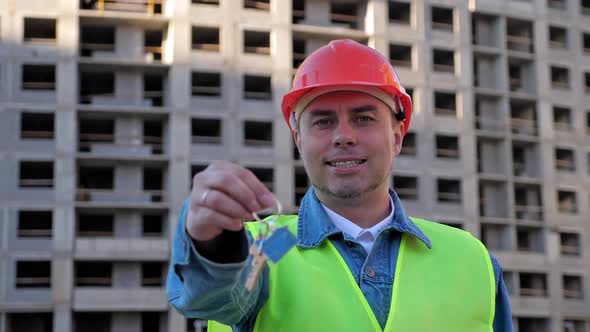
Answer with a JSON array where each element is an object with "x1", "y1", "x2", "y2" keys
[{"x1": 365, "y1": 266, "x2": 376, "y2": 278}]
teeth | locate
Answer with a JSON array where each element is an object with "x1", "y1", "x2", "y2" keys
[{"x1": 331, "y1": 160, "x2": 362, "y2": 168}]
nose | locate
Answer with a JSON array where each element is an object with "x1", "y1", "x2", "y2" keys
[{"x1": 332, "y1": 120, "x2": 357, "y2": 147}]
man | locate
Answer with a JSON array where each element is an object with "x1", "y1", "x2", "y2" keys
[{"x1": 167, "y1": 39, "x2": 513, "y2": 331}]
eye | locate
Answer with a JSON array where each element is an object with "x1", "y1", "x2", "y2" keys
[
  {"x1": 312, "y1": 118, "x2": 333, "y2": 127},
  {"x1": 355, "y1": 115, "x2": 374, "y2": 123}
]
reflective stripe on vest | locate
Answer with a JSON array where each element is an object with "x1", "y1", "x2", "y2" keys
[{"x1": 209, "y1": 215, "x2": 495, "y2": 332}]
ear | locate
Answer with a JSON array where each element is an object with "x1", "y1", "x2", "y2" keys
[
  {"x1": 293, "y1": 129, "x2": 302, "y2": 154},
  {"x1": 393, "y1": 122, "x2": 405, "y2": 156}
]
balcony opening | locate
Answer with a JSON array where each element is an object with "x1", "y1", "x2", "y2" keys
[
  {"x1": 192, "y1": 72, "x2": 221, "y2": 97},
  {"x1": 143, "y1": 214, "x2": 164, "y2": 236},
  {"x1": 22, "y1": 64, "x2": 55, "y2": 91},
  {"x1": 77, "y1": 213, "x2": 114, "y2": 237},
  {"x1": 478, "y1": 180, "x2": 509, "y2": 218},
  {"x1": 330, "y1": 2, "x2": 358, "y2": 29},
  {"x1": 292, "y1": 0, "x2": 305, "y2": 23},
  {"x1": 563, "y1": 275, "x2": 584, "y2": 299},
  {"x1": 78, "y1": 166, "x2": 114, "y2": 191},
  {"x1": 548, "y1": 0, "x2": 566, "y2": 9},
  {"x1": 248, "y1": 167, "x2": 273, "y2": 191},
  {"x1": 551, "y1": 66, "x2": 570, "y2": 89},
  {"x1": 400, "y1": 132, "x2": 416, "y2": 156},
  {"x1": 434, "y1": 91, "x2": 456, "y2": 116},
  {"x1": 512, "y1": 141, "x2": 536, "y2": 171},
  {"x1": 16, "y1": 261, "x2": 50, "y2": 288},
  {"x1": 435, "y1": 135, "x2": 459, "y2": 159},
  {"x1": 192, "y1": 0, "x2": 219, "y2": 4},
  {"x1": 244, "y1": 121, "x2": 272, "y2": 147},
  {"x1": 477, "y1": 139, "x2": 505, "y2": 175},
  {"x1": 510, "y1": 100, "x2": 537, "y2": 136},
  {"x1": 548, "y1": 25, "x2": 567, "y2": 49},
  {"x1": 514, "y1": 184, "x2": 543, "y2": 220},
  {"x1": 564, "y1": 320, "x2": 586, "y2": 332},
  {"x1": 506, "y1": 18, "x2": 534, "y2": 53},
  {"x1": 8, "y1": 313, "x2": 53, "y2": 332},
  {"x1": 393, "y1": 176, "x2": 418, "y2": 200},
  {"x1": 18, "y1": 211, "x2": 52, "y2": 238},
  {"x1": 555, "y1": 148, "x2": 575, "y2": 172},
  {"x1": 432, "y1": 49, "x2": 454, "y2": 73},
  {"x1": 293, "y1": 39, "x2": 306, "y2": 69},
  {"x1": 244, "y1": 30, "x2": 270, "y2": 55},
  {"x1": 584, "y1": 33, "x2": 590, "y2": 54},
  {"x1": 294, "y1": 167, "x2": 308, "y2": 206},
  {"x1": 78, "y1": 118, "x2": 115, "y2": 152},
  {"x1": 503, "y1": 271, "x2": 516, "y2": 295},
  {"x1": 389, "y1": 1, "x2": 410, "y2": 24},
  {"x1": 144, "y1": 167, "x2": 164, "y2": 202},
  {"x1": 585, "y1": 72, "x2": 590, "y2": 94},
  {"x1": 75, "y1": 262, "x2": 112, "y2": 287},
  {"x1": 191, "y1": 26, "x2": 219, "y2": 51},
  {"x1": 516, "y1": 226, "x2": 544, "y2": 252},
  {"x1": 191, "y1": 118, "x2": 221, "y2": 144},
  {"x1": 508, "y1": 63, "x2": 523, "y2": 92},
  {"x1": 23, "y1": 18, "x2": 56, "y2": 44},
  {"x1": 520, "y1": 273, "x2": 548, "y2": 297},
  {"x1": 80, "y1": 0, "x2": 162, "y2": 14},
  {"x1": 74, "y1": 312, "x2": 111, "y2": 332},
  {"x1": 560, "y1": 232, "x2": 581, "y2": 256},
  {"x1": 19, "y1": 161, "x2": 53, "y2": 188},
  {"x1": 436, "y1": 179, "x2": 461, "y2": 203},
  {"x1": 431, "y1": 6, "x2": 453, "y2": 31},
  {"x1": 471, "y1": 13, "x2": 499, "y2": 47},
  {"x1": 583, "y1": 0, "x2": 590, "y2": 13},
  {"x1": 142, "y1": 262, "x2": 163, "y2": 286},
  {"x1": 553, "y1": 106, "x2": 572, "y2": 131},
  {"x1": 558, "y1": 190, "x2": 577, "y2": 214},
  {"x1": 587, "y1": 112, "x2": 590, "y2": 134},
  {"x1": 144, "y1": 74, "x2": 163, "y2": 106},
  {"x1": 144, "y1": 120, "x2": 163, "y2": 154},
  {"x1": 389, "y1": 44, "x2": 412, "y2": 68},
  {"x1": 244, "y1": 0, "x2": 269, "y2": 10},
  {"x1": 518, "y1": 318, "x2": 549, "y2": 332},
  {"x1": 79, "y1": 71, "x2": 115, "y2": 104},
  {"x1": 21, "y1": 112, "x2": 54, "y2": 139},
  {"x1": 480, "y1": 224, "x2": 510, "y2": 251},
  {"x1": 145, "y1": 30, "x2": 163, "y2": 61},
  {"x1": 142, "y1": 312, "x2": 161, "y2": 332},
  {"x1": 80, "y1": 26, "x2": 115, "y2": 57},
  {"x1": 243, "y1": 75, "x2": 271, "y2": 100}
]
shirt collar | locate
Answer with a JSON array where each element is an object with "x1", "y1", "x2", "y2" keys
[
  {"x1": 321, "y1": 195, "x2": 394, "y2": 240},
  {"x1": 296, "y1": 187, "x2": 432, "y2": 249}
]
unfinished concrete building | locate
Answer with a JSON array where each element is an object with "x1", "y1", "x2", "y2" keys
[{"x1": 0, "y1": 0, "x2": 588, "y2": 331}]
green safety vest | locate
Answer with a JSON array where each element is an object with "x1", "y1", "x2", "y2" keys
[{"x1": 209, "y1": 215, "x2": 495, "y2": 332}]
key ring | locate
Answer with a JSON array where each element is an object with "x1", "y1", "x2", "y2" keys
[{"x1": 251, "y1": 197, "x2": 282, "y2": 249}]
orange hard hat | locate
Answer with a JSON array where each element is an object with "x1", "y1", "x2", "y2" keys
[{"x1": 282, "y1": 39, "x2": 412, "y2": 136}]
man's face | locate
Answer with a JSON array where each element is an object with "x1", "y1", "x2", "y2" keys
[{"x1": 294, "y1": 91, "x2": 404, "y2": 202}]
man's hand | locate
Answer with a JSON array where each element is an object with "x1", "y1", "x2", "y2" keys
[{"x1": 187, "y1": 161, "x2": 276, "y2": 242}]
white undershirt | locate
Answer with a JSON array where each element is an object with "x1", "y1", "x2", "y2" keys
[{"x1": 321, "y1": 196, "x2": 395, "y2": 254}]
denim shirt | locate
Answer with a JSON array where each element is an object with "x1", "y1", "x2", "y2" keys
[{"x1": 167, "y1": 187, "x2": 514, "y2": 332}]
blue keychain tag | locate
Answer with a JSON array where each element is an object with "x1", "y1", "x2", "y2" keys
[{"x1": 258, "y1": 226, "x2": 297, "y2": 263}]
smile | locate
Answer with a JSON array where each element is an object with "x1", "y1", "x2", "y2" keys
[{"x1": 327, "y1": 160, "x2": 366, "y2": 168}]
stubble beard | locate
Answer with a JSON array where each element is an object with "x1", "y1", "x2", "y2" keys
[{"x1": 310, "y1": 167, "x2": 391, "y2": 201}]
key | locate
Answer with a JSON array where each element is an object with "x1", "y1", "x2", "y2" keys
[{"x1": 245, "y1": 240, "x2": 268, "y2": 291}]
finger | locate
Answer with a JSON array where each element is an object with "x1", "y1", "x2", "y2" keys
[
  {"x1": 191, "y1": 206, "x2": 244, "y2": 232},
  {"x1": 195, "y1": 171, "x2": 262, "y2": 213},
  {"x1": 230, "y1": 166, "x2": 275, "y2": 209},
  {"x1": 194, "y1": 188, "x2": 253, "y2": 221}
]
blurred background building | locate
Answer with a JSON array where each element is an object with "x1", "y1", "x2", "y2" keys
[{"x1": 0, "y1": 0, "x2": 589, "y2": 331}]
